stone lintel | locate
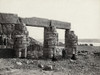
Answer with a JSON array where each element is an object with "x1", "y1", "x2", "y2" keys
[
  {"x1": 0, "y1": 13, "x2": 19, "y2": 24},
  {"x1": 0, "y1": 13, "x2": 71, "y2": 29},
  {"x1": 20, "y1": 17, "x2": 50, "y2": 27},
  {"x1": 51, "y1": 20, "x2": 71, "y2": 29},
  {"x1": 22, "y1": 18, "x2": 71, "y2": 29}
]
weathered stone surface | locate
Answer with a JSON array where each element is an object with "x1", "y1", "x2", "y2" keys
[
  {"x1": 51, "y1": 20, "x2": 71, "y2": 29},
  {"x1": 20, "y1": 17, "x2": 50, "y2": 27},
  {"x1": 0, "y1": 12, "x2": 75, "y2": 59},
  {"x1": 43, "y1": 65, "x2": 53, "y2": 71},
  {"x1": 0, "y1": 24, "x2": 14, "y2": 48},
  {"x1": 65, "y1": 30, "x2": 78, "y2": 58},
  {"x1": 2, "y1": 24, "x2": 15, "y2": 35},
  {"x1": 43, "y1": 26, "x2": 58, "y2": 58},
  {"x1": 0, "y1": 24, "x2": 2, "y2": 34},
  {"x1": 21, "y1": 18, "x2": 71, "y2": 29},
  {"x1": 14, "y1": 23, "x2": 29, "y2": 36},
  {"x1": 0, "y1": 13, "x2": 19, "y2": 24},
  {"x1": 0, "y1": 13, "x2": 71, "y2": 29},
  {"x1": 13, "y1": 23, "x2": 29, "y2": 58}
]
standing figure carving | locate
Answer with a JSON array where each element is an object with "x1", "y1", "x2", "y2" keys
[{"x1": 13, "y1": 23, "x2": 29, "y2": 58}]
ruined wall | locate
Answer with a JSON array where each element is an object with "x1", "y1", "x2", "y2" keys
[
  {"x1": 0, "y1": 23, "x2": 15, "y2": 58},
  {"x1": 0, "y1": 13, "x2": 19, "y2": 49},
  {"x1": 0, "y1": 13, "x2": 77, "y2": 59},
  {"x1": 51, "y1": 20, "x2": 71, "y2": 29},
  {"x1": 0, "y1": 23, "x2": 15, "y2": 48}
]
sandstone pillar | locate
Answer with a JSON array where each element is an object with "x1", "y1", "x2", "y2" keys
[
  {"x1": 13, "y1": 23, "x2": 29, "y2": 58},
  {"x1": 65, "y1": 29, "x2": 70, "y2": 58},
  {"x1": 43, "y1": 26, "x2": 58, "y2": 58},
  {"x1": 65, "y1": 30, "x2": 78, "y2": 58}
]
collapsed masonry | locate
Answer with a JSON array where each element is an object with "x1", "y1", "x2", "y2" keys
[{"x1": 0, "y1": 13, "x2": 78, "y2": 58}]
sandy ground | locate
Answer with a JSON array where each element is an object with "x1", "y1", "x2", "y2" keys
[
  {"x1": 0, "y1": 46, "x2": 100, "y2": 75},
  {"x1": 0, "y1": 55, "x2": 100, "y2": 75}
]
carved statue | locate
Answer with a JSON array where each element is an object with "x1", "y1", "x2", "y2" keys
[{"x1": 13, "y1": 23, "x2": 29, "y2": 58}]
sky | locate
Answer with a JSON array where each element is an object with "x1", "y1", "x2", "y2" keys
[{"x1": 0, "y1": 0, "x2": 100, "y2": 40}]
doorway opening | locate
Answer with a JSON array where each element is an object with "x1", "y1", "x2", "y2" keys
[
  {"x1": 57, "y1": 29, "x2": 65, "y2": 47},
  {"x1": 27, "y1": 26, "x2": 44, "y2": 43}
]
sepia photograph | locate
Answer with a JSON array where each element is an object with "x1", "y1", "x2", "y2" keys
[{"x1": 0, "y1": 0, "x2": 100, "y2": 75}]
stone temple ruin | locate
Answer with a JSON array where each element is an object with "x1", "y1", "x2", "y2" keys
[{"x1": 0, "y1": 13, "x2": 78, "y2": 59}]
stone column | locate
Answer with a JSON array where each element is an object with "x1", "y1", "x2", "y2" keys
[
  {"x1": 43, "y1": 26, "x2": 58, "y2": 58},
  {"x1": 65, "y1": 29, "x2": 72, "y2": 58},
  {"x1": 13, "y1": 23, "x2": 29, "y2": 58},
  {"x1": 65, "y1": 30, "x2": 78, "y2": 58}
]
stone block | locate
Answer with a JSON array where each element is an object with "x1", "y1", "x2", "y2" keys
[
  {"x1": 51, "y1": 20, "x2": 71, "y2": 29},
  {"x1": 20, "y1": 17, "x2": 50, "y2": 27},
  {"x1": 43, "y1": 65, "x2": 53, "y2": 71},
  {"x1": 38, "y1": 64, "x2": 44, "y2": 68},
  {"x1": 0, "y1": 13, "x2": 71, "y2": 29},
  {"x1": 20, "y1": 18, "x2": 71, "y2": 29},
  {"x1": 0, "y1": 13, "x2": 19, "y2": 24},
  {"x1": 1, "y1": 24, "x2": 15, "y2": 35}
]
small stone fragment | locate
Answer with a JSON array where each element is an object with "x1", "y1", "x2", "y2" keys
[{"x1": 16, "y1": 62, "x2": 22, "y2": 66}]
